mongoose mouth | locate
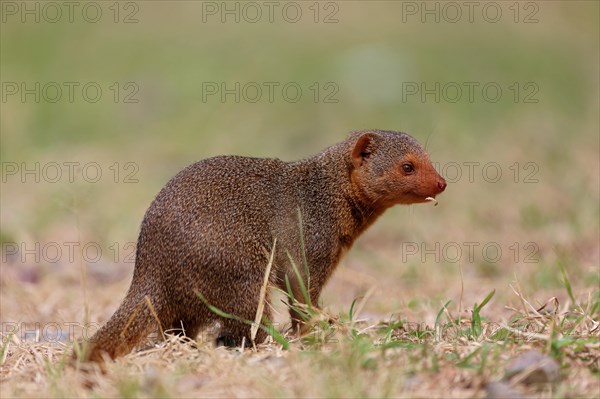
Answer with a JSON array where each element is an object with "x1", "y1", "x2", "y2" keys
[{"x1": 399, "y1": 192, "x2": 441, "y2": 205}]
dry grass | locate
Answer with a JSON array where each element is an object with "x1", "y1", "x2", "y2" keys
[{"x1": 1, "y1": 262, "x2": 598, "y2": 398}]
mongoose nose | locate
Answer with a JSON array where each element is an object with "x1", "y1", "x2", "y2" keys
[{"x1": 438, "y1": 180, "x2": 447, "y2": 192}]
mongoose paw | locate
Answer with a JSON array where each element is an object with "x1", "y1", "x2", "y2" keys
[{"x1": 215, "y1": 335, "x2": 237, "y2": 348}]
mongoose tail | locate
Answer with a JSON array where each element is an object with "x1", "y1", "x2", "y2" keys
[{"x1": 82, "y1": 288, "x2": 164, "y2": 362}]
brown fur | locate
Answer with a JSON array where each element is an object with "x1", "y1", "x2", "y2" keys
[{"x1": 81, "y1": 130, "x2": 446, "y2": 362}]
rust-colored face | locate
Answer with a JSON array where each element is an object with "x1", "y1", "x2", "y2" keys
[
  {"x1": 350, "y1": 130, "x2": 446, "y2": 207},
  {"x1": 392, "y1": 151, "x2": 446, "y2": 205}
]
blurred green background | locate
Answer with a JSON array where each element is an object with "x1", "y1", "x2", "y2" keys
[{"x1": 1, "y1": 1, "x2": 598, "y2": 317}]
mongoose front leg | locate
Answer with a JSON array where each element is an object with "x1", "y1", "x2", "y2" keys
[
  {"x1": 215, "y1": 286, "x2": 273, "y2": 347},
  {"x1": 286, "y1": 274, "x2": 324, "y2": 335}
]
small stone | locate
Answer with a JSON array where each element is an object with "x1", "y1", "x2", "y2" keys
[
  {"x1": 18, "y1": 267, "x2": 40, "y2": 284},
  {"x1": 505, "y1": 350, "x2": 560, "y2": 385},
  {"x1": 485, "y1": 381, "x2": 524, "y2": 399},
  {"x1": 403, "y1": 374, "x2": 422, "y2": 390}
]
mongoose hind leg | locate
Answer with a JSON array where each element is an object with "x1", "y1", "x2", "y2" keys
[{"x1": 168, "y1": 319, "x2": 202, "y2": 339}]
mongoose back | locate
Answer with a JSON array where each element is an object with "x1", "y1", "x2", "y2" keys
[{"x1": 83, "y1": 129, "x2": 446, "y2": 362}]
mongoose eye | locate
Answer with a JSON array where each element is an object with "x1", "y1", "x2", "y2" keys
[{"x1": 402, "y1": 163, "x2": 414, "y2": 174}]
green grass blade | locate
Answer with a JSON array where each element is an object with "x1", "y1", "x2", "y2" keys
[
  {"x1": 197, "y1": 291, "x2": 289, "y2": 348},
  {"x1": 261, "y1": 318, "x2": 290, "y2": 350},
  {"x1": 286, "y1": 250, "x2": 311, "y2": 306},
  {"x1": 197, "y1": 291, "x2": 245, "y2": 322},
  {"x1": 349, "y1": 298, "x2": 359, "y2": 323},
  {"x1": 558, "y1": 260, "x2": 577, "y2": 305},
  {"x1": 477, "y1": 289, "x2": 495, "y2": 311},
  {"x1": 435, "y1": 300, "x2": 452, "y2": 329},
  {"x1": 471, "y1": 290, "x2": 495, "y2": 338},
  {"x1": 284, "y1": 274, "x2": 295, "y2": 302},
  {"x1": 296, "y1": 207, "x2": 311, "y2": 298}
]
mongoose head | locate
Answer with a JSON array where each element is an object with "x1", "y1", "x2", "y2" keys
[{"x1": 350, "y1": 130, "x2": 446, "y2": 206}]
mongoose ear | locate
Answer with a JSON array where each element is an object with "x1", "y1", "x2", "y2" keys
[{"x1": 352, "y1": 133, "x2": 375, "y2": 168}]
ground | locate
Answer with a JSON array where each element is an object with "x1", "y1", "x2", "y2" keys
[{"x1": 1, "y1": 1, "x2": 599, "y2": 398}]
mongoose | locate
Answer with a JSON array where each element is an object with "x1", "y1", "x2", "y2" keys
[{"x1": 82, "y1": 129, "x2": 446, "y2": 362}]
